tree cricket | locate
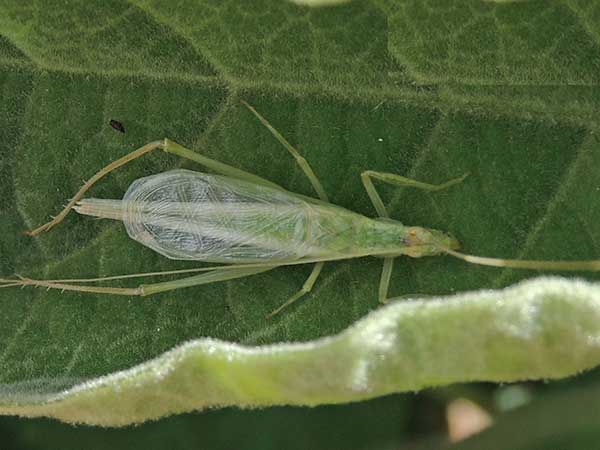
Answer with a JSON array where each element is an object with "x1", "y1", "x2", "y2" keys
[{"x1": 2, "y1": 101, "x2": 599, "y2": 318}]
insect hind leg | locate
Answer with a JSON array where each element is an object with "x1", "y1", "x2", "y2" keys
[
  {"x1": 1, "y1": 266, "x2": 275, "y2": 297},
  {"x1": 24, "y1": 140, "x2": 165, "y2": 236}
]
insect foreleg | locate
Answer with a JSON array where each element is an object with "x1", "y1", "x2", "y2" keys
[
  {"x1": 360, "y1": 171, "x2": 469, "y2": 219},
  {"x1": 378, "y1": 257, "x2": 395, "y2": 304},
  {"x1": 362, "y1": 170, "x2": 469, "y2": 194},
  {"x1": 241, "y1": 100, "x2": 329, "y2": 202},
  {"x1": 360, "y1": 171, "x2": 467, "y2": 304},
  {"x1": 359, "y1": 171, "x2": 397, "y2": 303},
  {"x1": 266, "y1": 262, "x2": 324, "y2": 319}
]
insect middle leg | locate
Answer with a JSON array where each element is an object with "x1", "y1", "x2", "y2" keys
[
  {"x1": 241, "y1": 100, "x2": 329, "y2": 202},
  {"x1": 360, "y1": 170, "x2": 468, "y2": 303},
  {"x1": 266, "y1": 262, "x2": 324, "y2": 319},
  {"x1": 242, "y1": 101, "x2": 332, "y2": 317}
]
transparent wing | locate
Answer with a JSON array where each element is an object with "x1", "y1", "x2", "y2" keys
[{"x1": 122, "y1": 169, "x2": 312, "y2": 263}]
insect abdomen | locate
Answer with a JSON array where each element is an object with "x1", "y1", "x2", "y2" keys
[{"x1": 79, "y1": 170, "x2": 316, "y2": 263}]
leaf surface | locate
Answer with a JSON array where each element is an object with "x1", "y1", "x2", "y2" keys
[
  {"x1": 3, "y1": 278, "x2": 600, "y2": 426},
  {"x1": 1, "y1": 0, "x2": 600, "y2": 430}
]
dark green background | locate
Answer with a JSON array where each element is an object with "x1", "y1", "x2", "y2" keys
[{"x1": 1, "y1": 0, "x2": 600, "y2": 447}]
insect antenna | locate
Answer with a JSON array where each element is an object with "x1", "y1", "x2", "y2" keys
[{"x1": 443, "y1": 248, "x2": 600, "y2": 271}]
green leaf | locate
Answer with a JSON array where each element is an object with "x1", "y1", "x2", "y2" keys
[
  {"x1": 1, "y1": 0, "x2": 600, "y2": 434},
  {"x1": 289, "y1": 0, "x2": 353, "y2": 6},
  {"x1": 2, "y1": 277, "x2": 600, "y2": 426}
]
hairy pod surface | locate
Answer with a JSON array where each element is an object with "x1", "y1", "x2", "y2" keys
[{"x1": 1, "y1": 277, "x2": 599, "y2": 426}]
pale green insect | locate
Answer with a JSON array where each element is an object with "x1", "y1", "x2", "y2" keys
[{"x1": 3, "y1": 102, "x2": 600, "y2": 317}]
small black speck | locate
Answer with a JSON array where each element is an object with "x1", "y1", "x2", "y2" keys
[{"x1": 110, "y1": 119, "x2": 125, "y2": 133}]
